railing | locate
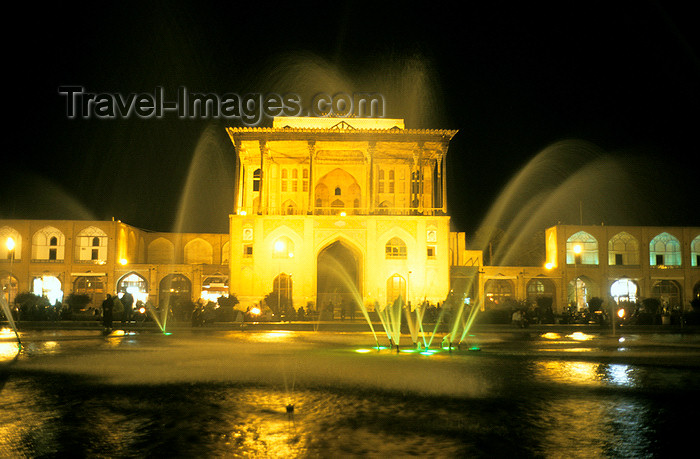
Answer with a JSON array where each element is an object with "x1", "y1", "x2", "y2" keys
[{"x1": 235, "y1": 206, "x2": 447, "y2": 217}]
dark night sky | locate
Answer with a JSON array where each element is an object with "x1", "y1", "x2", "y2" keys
[{"x1": 3, "y1": 1, "x2": 698, "y2": 237}]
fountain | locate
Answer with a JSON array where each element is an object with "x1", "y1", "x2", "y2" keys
[
  {"x1": 145, "y1": 302, "x2": 170, "y2": 335},
  {"x1": 0, "y1": 297, "x2": 20, "y2": 345},
  {"x1": 315, "y1": 255, "x2": 380, "y2": 348}
]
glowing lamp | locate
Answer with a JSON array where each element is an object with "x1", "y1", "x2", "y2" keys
[
  {"x1": 617, "y1": 308, "x2": 626, "y2": 319},
  {"x1": 119, "y1": 258, "x2": 128, "y2": 265},
  {"x1": 6, "y1": 237, "x2": 14, "y2": 251},
  {"x1": 545, "y1": 262, "x2": 554, "y2": 270},
  {"x1": 573, "y1": 244, "x2": 582, "y2": 254},
  {"x1": 340, "y1": 211, "x2": 347, "y2": 217},
  {"x1": 250, "y1": 307, "x2": 261, "y2": 315},
  {"x1": 274, "y1": 240, "x2": 285, "y2": 253},
  {"x1": 239, "y1": 210, "x2": 247, "y2": 216}
]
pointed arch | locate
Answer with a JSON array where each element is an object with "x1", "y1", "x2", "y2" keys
[
  {"x1": 692, "y1": 235, "x2": 700, "y2": 267},
  {"x1": 32, "y1": 225, "x2": 65, "y2": 261},
  {"x1": 649, "y1": 232, "x2": 681, "y2": 266},
  {"x1": 184, "y1": 238, "x2": 213, "y2": 264},
  {"x1": 385, "y1": 237, "x2": 407, "y2": 259},
  {"x1": 608, "y1": 231, "x2": 639, "y2": 265},
  {"x1": 566, "y1": 231, "x2": 598, "y2": 265},
  {"x1": 75, "y1": 226, "x2": 108, "y2": 262},
  {"x1": 148, "y1": 237, "x2": 175, "y2": 264}
]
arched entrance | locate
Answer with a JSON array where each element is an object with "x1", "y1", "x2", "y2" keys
[
  {"x1": 73, "y1": 275, "x2": 106, "y2": 308},
  {"x1": 527, "y1": 277, "x2": 556, "y2": 314},
  {"x1": 1, "y1": 273, "x2": 18, "y2": 304},
  {"x1": 159, "y1": 274, "x2": 192, "y2": 311},
  {"x1": 484, "y1": 279, "x2": 514, "y2": 308},
  {"x1": 317, "y1": 240, "x2": 361, "y2": 319},
  {"x1": 272, "y1": 273, "x2": 293, "y2": 316},
  {"x1": 117, "y1": 272, "x2": 149, "y2": 305},
  {"x1": 567, "y1": 276, "x2": 597, "y2": 310}
]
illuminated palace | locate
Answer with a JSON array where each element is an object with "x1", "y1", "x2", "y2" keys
[
  {"x1": 226, "y1": 117, "x2": 457, "y2": 312},
  {"x1": 1, "y1": 117, "x2": 699, "y2": 316}
]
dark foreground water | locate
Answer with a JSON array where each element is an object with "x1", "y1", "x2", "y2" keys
[{"x1": 2, "y1": 327, "x2": 699, "y2": 458}]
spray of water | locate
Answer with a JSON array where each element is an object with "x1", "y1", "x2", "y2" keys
[
  {"x1": 316, "y1": 254, "x2": 379, "y2": 347},
  {"x1": 0, "y1": 297, "x2": 20, "y2": 345}
]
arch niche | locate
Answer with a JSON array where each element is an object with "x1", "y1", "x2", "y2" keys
[{"x1": 314, "y1": 168, "x2": 361, "y2": 214}]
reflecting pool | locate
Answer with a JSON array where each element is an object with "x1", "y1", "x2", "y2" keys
[{"x1": 2, "y1": 328, "x2": 699, "y2": 457}]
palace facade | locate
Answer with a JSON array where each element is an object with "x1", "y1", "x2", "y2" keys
[
  {"x1": 226, "y1": 117, "x2": 457, "y2": 313},
  {"x1": 2, "y1": 117, "x2": 699, "y2": 317}
]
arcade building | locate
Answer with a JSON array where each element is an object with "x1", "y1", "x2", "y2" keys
[{"x1": 1, "y1": 117, "x2": 699, "y2": 317}]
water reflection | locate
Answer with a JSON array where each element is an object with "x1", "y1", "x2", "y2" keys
[
  {"x1": 534, "y1": 361, "x2": 637, "y2": 388},
  {"x1": 1, "y1": 330, "x2": 698, "y2": 457}
]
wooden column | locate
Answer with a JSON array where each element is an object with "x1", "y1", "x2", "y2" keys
[
  {"x1": 308, "y1": 140, "x2": 315, "y2": 214},
  {"x1": 368, "y1": 142, "x2": 376, "y2": 213},
  {"x1": 441, "y1": 142, "x2": 448, "y2": 214},
  {"x1": 259, "y1": 140, "x2": 267, "y2": 215},
  {"x1": 233, "y1": 138, "x2": 244, "y2": 213}
]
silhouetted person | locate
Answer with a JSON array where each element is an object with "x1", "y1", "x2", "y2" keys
[
  {"x1": 102, "y1": 294, "x2": 114, "y2": 331},
  {"x1": 121, "y1": 292, "x2": 134, "y2": 324}
]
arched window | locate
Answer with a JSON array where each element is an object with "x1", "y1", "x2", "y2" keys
[
  {"x1": 566, "y1": 231, "x2": 599, "y2": 265},
  {"x1": 649, "y1": 232, "x2": 681, "y2": 266},
  {"x1": 281, "y1": 168, "x2": 288, "y2": 192},
  {"x1": 334, "y1": 186, "x2": 341, "y2": 196},
  {"x1": 690, "y1": 235, "x2": 700, "y2": 267},
  {"x1": 386, "y1": 274, "x2": 406, "y2": 303},
  {"x1": 385, "y1": 237, "x2": 407, "y2": 259},
  {"x1": 291, "y1": 169, "x2": 298, "y2": 192},
  {"x1": 282, "y1": 200, "x2": 298, "y2": 215},
  {"x1": 608, "y1": 232, "x2": 639, "y2": 266},
  {"x1": 32, "y1": 226, "x2": 65, "y2": 261},
  {"x1": 253, "y1": 168, "x2": 261, "y2": 192},
  {"x1": 75, "y1": 226, "x2": 107, "y2": 263}
]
